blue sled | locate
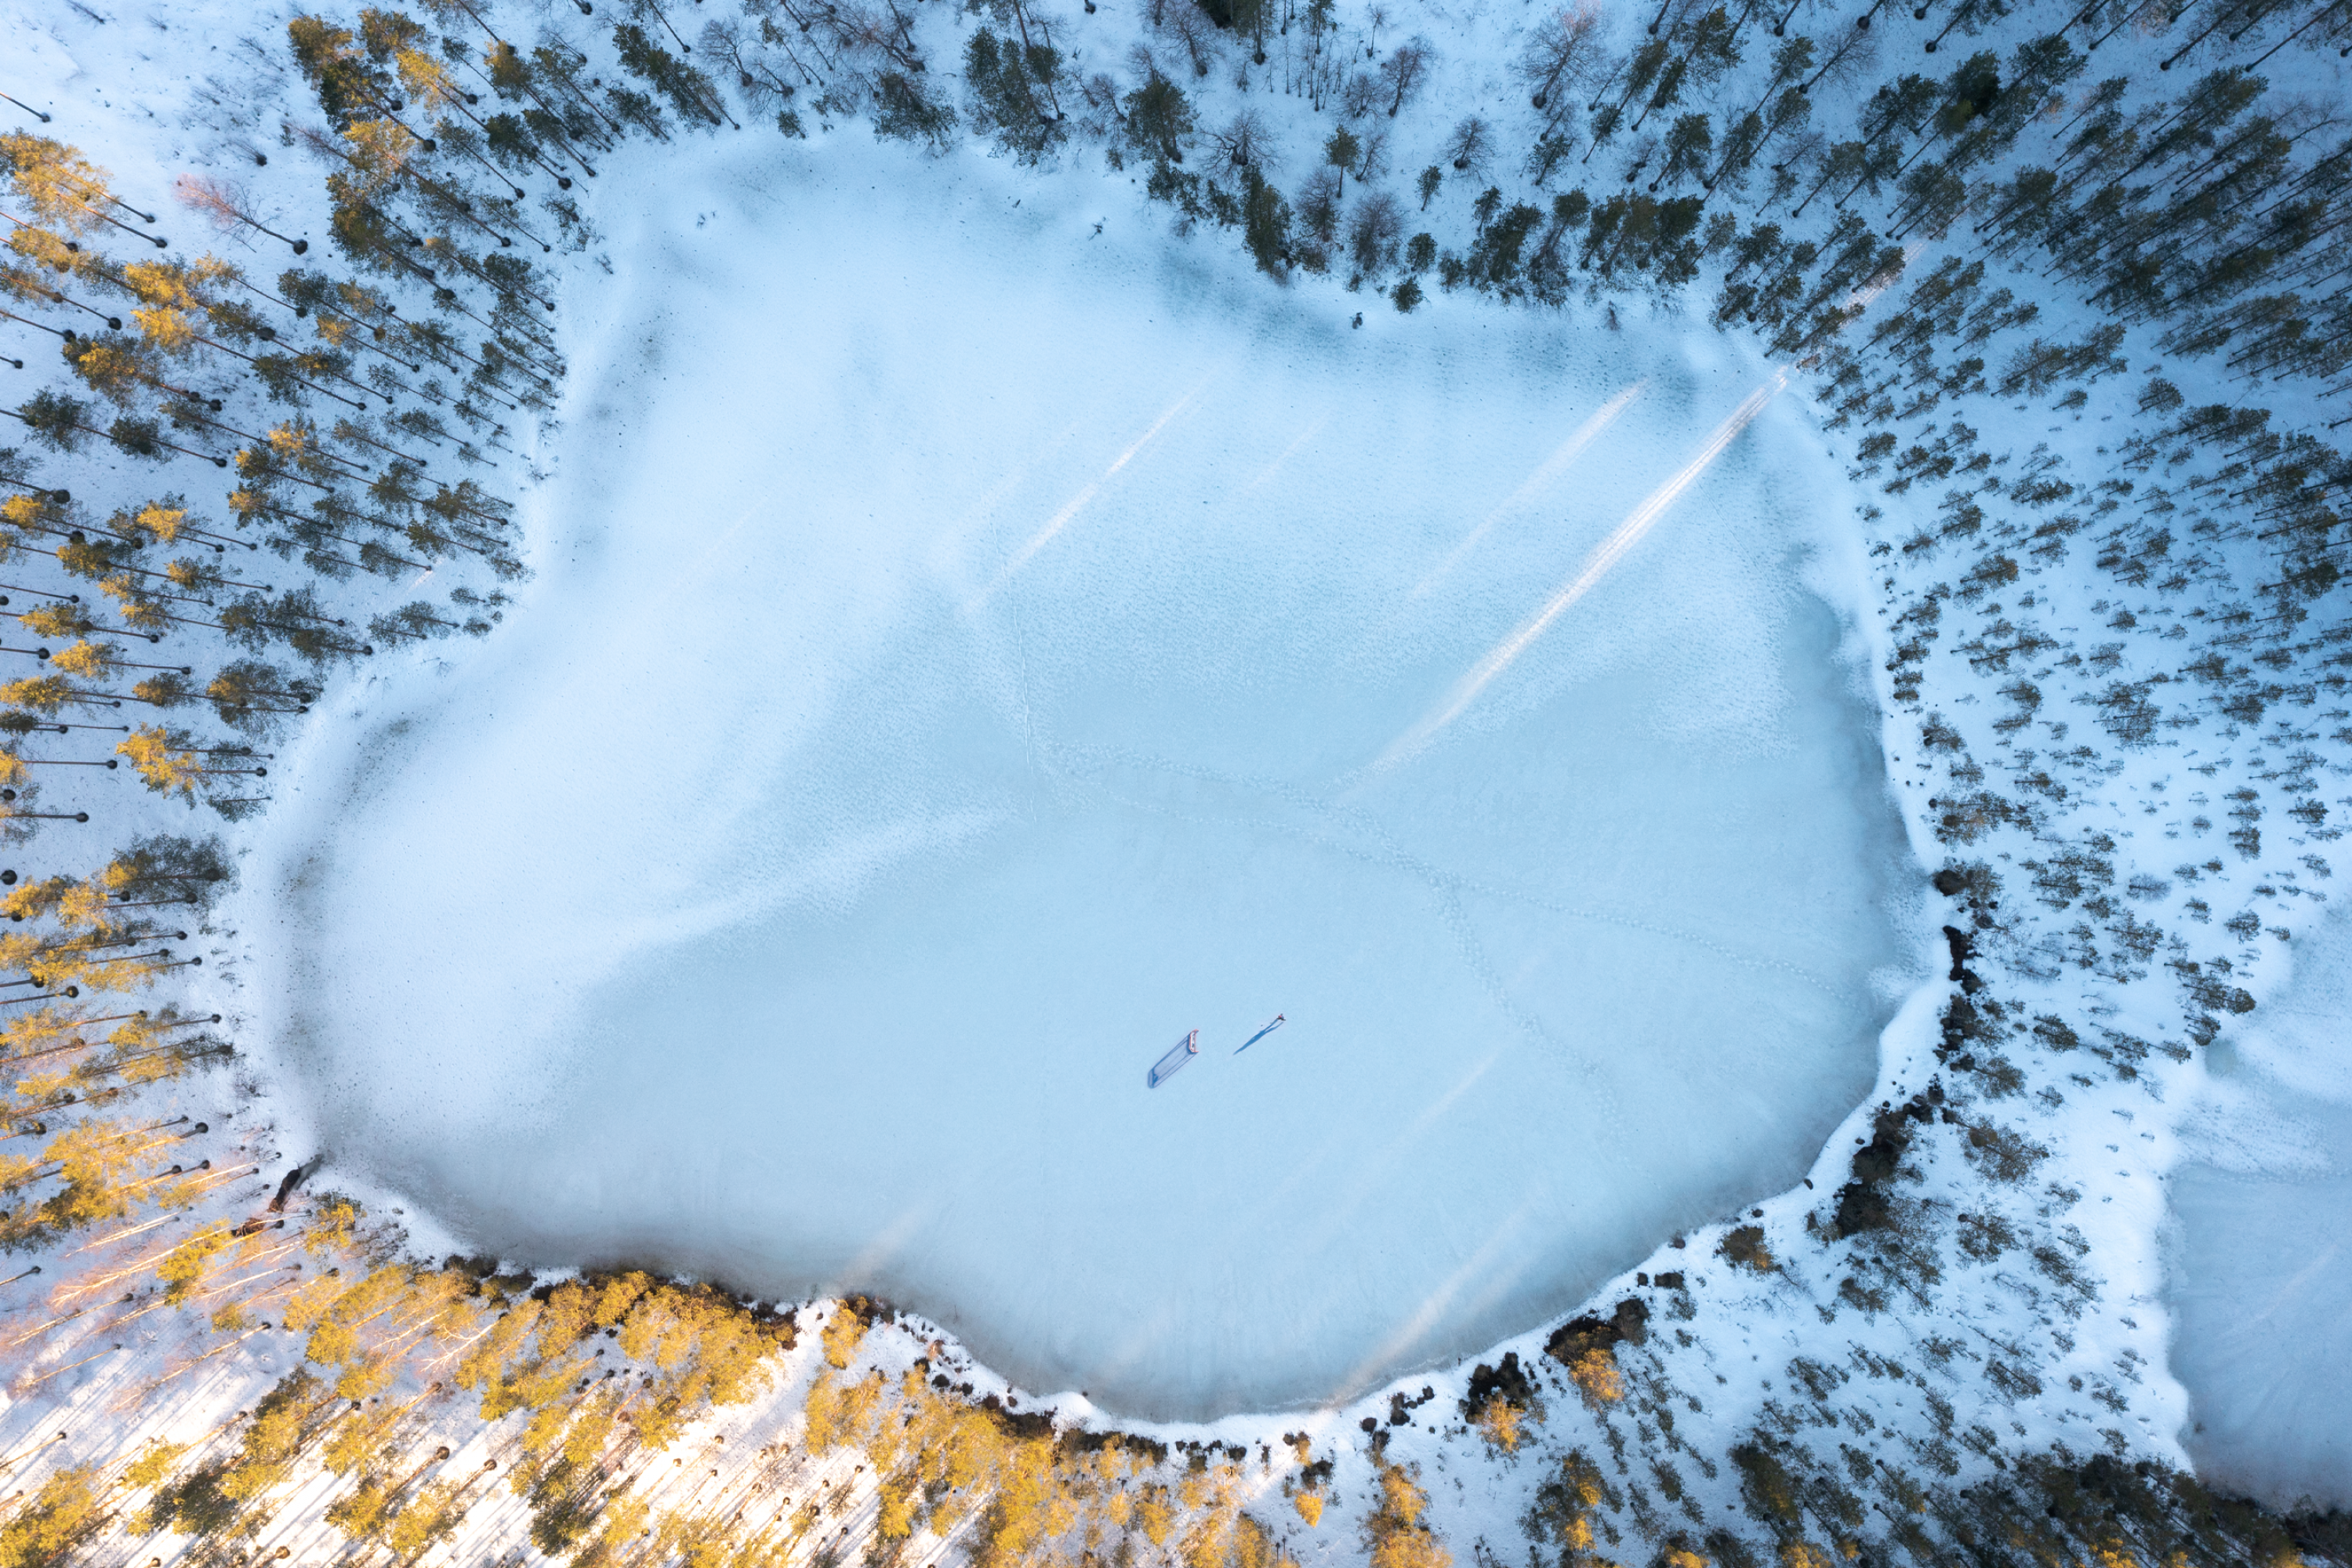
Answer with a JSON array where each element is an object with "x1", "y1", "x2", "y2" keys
[{"x1": 1149, "y1": 1029, "x2": 1200, "y2": 1087}]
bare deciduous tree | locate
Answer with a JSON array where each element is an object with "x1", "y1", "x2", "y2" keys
[
  {"x1": 701, "y1": 16, "x2": 811, "y2": 132},
  {"x1": 1377, "y1": 38, "x2": 1432, "y2": 117},
  {"x1": 1518, "y1": 2, "x2": 1604, "y2": 111},
  {"x1": 826, "y1": 0, "x2": 927, "y2": 75},
  {"x1": 1208, "y1": 107, "x2": 1277, "y2": 169},
  {"x1": 1079, "y1": 71, "x2": 1124, "y2": 138},
  {"x1": 1443, "y1": 115, "x2": 1494, "y2": 176},
  {"x1": 171, "y1": 174, "x2": 307, "y2": 254},
  {"x1": 1802, "y1": 18, "x2": 1879, "y2": 95},
  {"x1": 1347, "y1": 189, "x2": 1403, "y2": 278},
  {"x1": 1158, "y1": 0, "x2": 1221, "y2": 78},
  {"x1": 1297, "y1": 166, "x2": 1342, "y2": 241}
]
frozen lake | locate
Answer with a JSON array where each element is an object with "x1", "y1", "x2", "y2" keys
[
  {"x1": 253, "y1": 137, "x2": 1917, "y2": 1418},
  {"x1": 2169, "y1": 904, "x2": 2352, "y2": 1508}
]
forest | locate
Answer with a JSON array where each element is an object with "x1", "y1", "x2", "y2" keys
[{"x1": 6, "y1": 0, "x2": 2352, "y2": 1561}]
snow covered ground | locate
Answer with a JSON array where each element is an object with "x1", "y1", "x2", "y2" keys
[
  {"x1": 243, "y1": 130, "x2": 1922, "y2": 1418},
  {"x1": 2169, "y1": 902, "x2": 2352, "y2": 1510}
]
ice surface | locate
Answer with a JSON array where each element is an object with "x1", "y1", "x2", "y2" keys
[
  {"x1": 2169, "y1": 904, "x2": 2352, "y2": 1508},
  {"x1": 249, "y1": 136, "x2": 1916, "y2": 1418}
]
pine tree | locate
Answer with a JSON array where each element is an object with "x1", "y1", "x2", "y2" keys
[
  {"x1": 0, "y1": 133, "x2": 165, "y2": 249},
  {"x1": 964, "y1": 27, "x2": 1066, "y2": 164},
  {"x1": 0, "y1": 1467, "x2": 107, "y2": 1566},
  {"x1": 1363, "y1": 1461, "x2": 1448, "y2": 1568},
  {"x1": 1123, "y1": 68, "x2": 1193, "y2": 166},
  {"x1": 1655, "y1": 112, "x2": 1715, "y2": 190},
  {"x1": 1243, "y1": 167, "x2": 1292, "y2": 277},
  {"x1": 117, "y1": 728, "x2": 210, "y2": 803},
  {"x1": 611, "y1": 24, "x2": 731, "y2": 129},
  {"x1": 1324, "y1": 125, "x2": 1360, "y2": 197},
  {"x1": 205, "y1": 660, "x2": 313, "y2": 734}
]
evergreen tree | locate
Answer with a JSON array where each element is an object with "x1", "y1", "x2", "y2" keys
[
  {"x1": 1468, "y1": 201, "x2": 1544, "y2": 291},
  {"x1": 964, "y1": 27, "x2": 1066, "y2": 164},
  {"x1": 205, "y1": 660, "x2": 314, "y2": 734},
  {"x1": 0, "y1": 132, "x2": 162, "y2": 249},
  {"x1": 1242, "y1": 167, "x2": 1291, "y2": 277},
  {"x1": 1324, "y1": 125, "x2": 1361, "y2": 197},
  {"x1": 1124, "y1": 69, "x2": 1196, "y2": 164},
  {"x1": 611, "y1": 24, "x2": 731, "y2": 129},
  {"x1": 118, "y1": 727, "x2": 213, "y2": 803},
  {"x1": 1523, "y1": 132, "x2": 1577, "y2": 187},
  {"x1": 1654, "y1": 112, "x2": 1715, "y2": 190}
]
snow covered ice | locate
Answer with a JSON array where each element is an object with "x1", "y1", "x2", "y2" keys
[
  {"x1": 250, "y1": 136, "x2": 1919, "y2": 1418},
  {"x1": 2169, "y1": 901, "x2": 2352, "y2": 1509}
]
